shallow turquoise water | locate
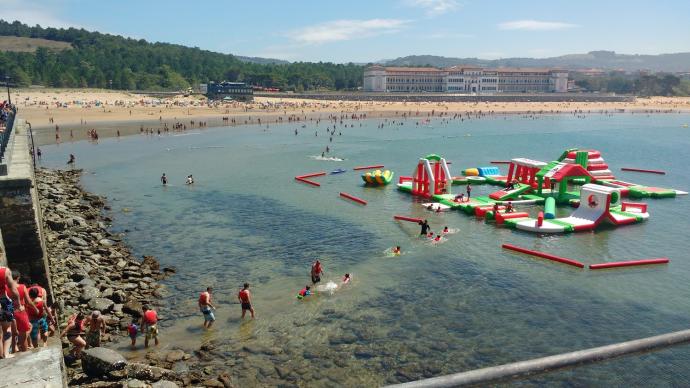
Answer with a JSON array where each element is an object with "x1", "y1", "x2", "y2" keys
[{"x1": 41, "y1": 113, "x2": 690, "y2": 386}]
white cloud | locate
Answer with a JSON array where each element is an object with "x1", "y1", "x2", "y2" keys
[
  {"x1": 289, "y1": 19, "x2": 409, "y2": 45},
  {"x1": 406, "y1": 0, "x2": 460, "y2": 16},
  {"x1": 2, "y1": 0, "x2": 80, "y2": 29},
  {"x1": 498, "y1": 20, "x2": 578, "y2": 31}
]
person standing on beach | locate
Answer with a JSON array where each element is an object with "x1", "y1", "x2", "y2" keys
[
  {"x1": 237, "y1": 283, "x2": 255, "y2": 319},
  {"x1": 141, "y1": 305, "x2": 159, "y2": 348},
  {"x1": 160, "y1": 173, "x2": 168, "y2": 185},
  {"x1": 311, "y1": 260, "x2": 324, "y2": 285},
  {"x1": 198, "y1": 287, "x2": 216, "y2": 328},
  {"x1": 0, "y1": 267, "x2": 22, "y2": 359}
]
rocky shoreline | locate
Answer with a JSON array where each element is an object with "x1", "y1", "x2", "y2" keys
[{"x1": 37, "y1": 168, "x2": 234, "y2": 387}]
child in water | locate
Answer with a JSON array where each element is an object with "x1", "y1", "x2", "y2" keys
[
  {"x1": 128, "y1": 319, "x2": 138, "y2": 349},
  {"x1": 342, "y1": 274, "x2": 351, "y2": 285},
  {"x1": 442, "y1": 226, "x2": 449, "y2": 234},
  {"x1": 298, "y1": 285, "x2": 312, "y2": 299},
  {"x1": 434, "y1": 234, "x2": 442, "y2": 242},
  {"x1": 392, "y1": 246, "x2": 401, "y2": 255}
]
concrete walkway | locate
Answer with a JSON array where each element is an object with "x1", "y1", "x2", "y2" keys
[{"x1": 0, "y1": 343, "x2": 66, "y2": 387}]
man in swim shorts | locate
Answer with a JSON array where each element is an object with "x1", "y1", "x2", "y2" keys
[
  {"x1": 198, "y1": 287, "x2": 216, "y2": 328},
  {"x1": 311, "y1": 260, "x2": 323, "y2": 284},
  {"x1": 141, "y1": 305, "x2": 159, "y2": 348},
  {"x1": 238, "y1": 283, "x2": 255, "y2": 319},
  {"x1": 85, "y1": 310, "x2": 105, "y2": 348}
]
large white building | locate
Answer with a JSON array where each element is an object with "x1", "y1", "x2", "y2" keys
[{"x1": 364, "y1": 65, "x2": 568, "y2": 93}]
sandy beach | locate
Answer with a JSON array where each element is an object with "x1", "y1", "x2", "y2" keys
[{"x1": 14, "y1": 88, "x2": 690, "y2": 146}]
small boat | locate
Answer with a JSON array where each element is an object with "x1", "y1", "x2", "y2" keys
[
  {"x1": 330, "y1": 168, "x2": 347, "y2": 175},
  {"x1": 362, "y1": 169, "x2": 394, "y2": 186}
]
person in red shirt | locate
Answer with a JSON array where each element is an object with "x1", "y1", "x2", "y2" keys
[
  {"x1": 198, "y1": 287, "x2": 216, "y2": 328},
  {"x1": 11, "y1": 271, "x2": 38, "y2": 352},
  {"x1": 140, "y1": 305, "x2": 159, "y2": 348},
  {"x1": 0, "y1": 266, "x2": 22, "y2": 359},
  {"x1": 237, "y1": 283, "x2": 255, "y2": 319},
  {"x1": 311, "y1": 260, "x2": 324, "y2": 285},
  {"x1": 27, "y1": 288, "x2": 48, "y2": 348}
]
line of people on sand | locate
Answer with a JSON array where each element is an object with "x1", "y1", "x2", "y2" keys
[
  {"x1": 1, "y1": 266, "x2": 57, "y2": 360},
  {"x1": 160, "y1": 173, "x2": 195, "y2": 185}
]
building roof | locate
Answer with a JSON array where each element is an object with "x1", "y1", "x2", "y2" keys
[
  {"x1": 495, "y1": 67, "x2": 558, "y2": 73},
  {"x1": 384, "y1": 67, "x2": 444, "y2": 72}
]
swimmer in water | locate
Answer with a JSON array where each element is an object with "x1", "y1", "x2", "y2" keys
[
  {"x1": 160, "y1": 173, "x2": 167, "y2": 185},
  {"x1": 298, "y1": 285, "x2": 312, "y2": 299},
  {"x1": 392, "y1": 246, "x2": 401, "y2": 255},
  {"x1": 443, "y1": 226, "x2": 449, "y2": 234},
  {"x1": 426, "y1": 204, "x2": 434, "y2": 210},
  {"x1": 342, "y1": 274, "x2": 351, "y2": 285},
  {"x1": 434, "y1": 234, "x2": 442, "y2": 242}
]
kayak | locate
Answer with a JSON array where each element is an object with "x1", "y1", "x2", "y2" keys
[{"x1": 330, "y1": 168, "x2": 347, "y2": 175}]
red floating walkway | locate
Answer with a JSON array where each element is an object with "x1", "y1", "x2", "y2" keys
[
  {"x1": 296, "y1": 172, "x2": 327, "y2": 179},
  {"x1": 353, "y1": 165, "x2": 384, "y2": 171},
  {"x1": 394, "y1": 215, "x2": 422, "y2": 223},
  {"x1": 294, "y1": 177, "x2": 320, "y2": 187},
  {"x1": 340, "y1": 192, "x2": 367, "y2": 205},
  {"x1": 589, "y1": 258, "x2": 669, "y2": 270},
  {"x1": 621, "y1": 167, "x2": 666, "y2": 175},
  {"x1": 502, "y1": 243, "x2": 585, "y2": 268}
]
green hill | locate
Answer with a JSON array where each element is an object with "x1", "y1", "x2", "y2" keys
[{"x1": 0, "y1": 20, "x2": 363, "y2": 91}]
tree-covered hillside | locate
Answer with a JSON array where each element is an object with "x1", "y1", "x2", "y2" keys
[{"x1": 0, "y1": 20, "x2": 364, "y2": 91}]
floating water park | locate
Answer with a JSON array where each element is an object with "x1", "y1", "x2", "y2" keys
[
  {"x1": 294, "y1": 147, "x2": 686, "y2": 270},
  {"x1": 393, "y1": 148, "x2": 686, "y2": 234},
  {"x1": 295, "y1": 148, "x2": 687, "y2": 236}
]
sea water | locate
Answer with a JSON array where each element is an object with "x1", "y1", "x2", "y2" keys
[{"x1": 41, "y1": 114, "x2": 690, "y2": 386}]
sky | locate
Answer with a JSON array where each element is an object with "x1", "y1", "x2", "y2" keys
[{"x1": 5, "y1": 0, "x2": 690, "y2": 63}]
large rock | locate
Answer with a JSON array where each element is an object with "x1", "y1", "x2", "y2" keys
[
  {"x1": 88, "y1": 298, "x2": 115, "y2": 313},
  {"x1": 122, "y1": 300, "x2": 143, "y2": 317},
  {"x1": 81, "y1": 347, "x2": 127, "y2": 377},
  {"x1": 126, "y1": 363, "x2": 177, "y2": 382},
  {"x1": 69, "y1": 236, "x2": 89, "y2": 247},
  {"x1": 152, "y1": 381, "x2": 180, "y2": 388},
  {"x1": 126, "y1": 379, "x2": 147, "y2": 388},
  {"x1": 80, "y1": 286, "x2": 101, "y2": 302}
]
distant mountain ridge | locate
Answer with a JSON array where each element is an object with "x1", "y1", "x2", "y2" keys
[{"x1": 382, "y1": 51, "x2": 690, "y2": 72}]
